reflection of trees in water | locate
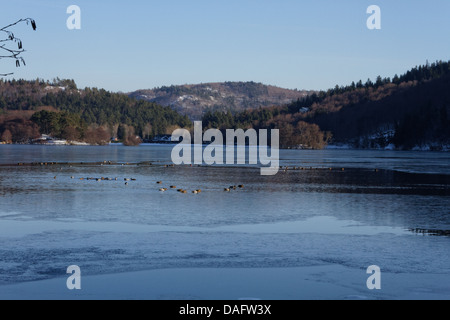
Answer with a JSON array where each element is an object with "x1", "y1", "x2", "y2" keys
[{"x1": 409, "y1": 228, "x2": 450, "y2": 237}]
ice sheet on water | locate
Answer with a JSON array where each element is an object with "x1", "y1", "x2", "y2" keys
[
  {"x1": 0, "y1": 145, "x2": 448, "y2": 295},
  {"x1": 0, "y1": 227, "x2": 449, "y2": 285},
  {"x1": 0, "y1": 212, "x2": 21, "y2": 218}
]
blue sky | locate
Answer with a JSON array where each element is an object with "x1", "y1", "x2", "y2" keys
[{"x1": 1, "y1": 0, "x2": 450, "y2": 92}]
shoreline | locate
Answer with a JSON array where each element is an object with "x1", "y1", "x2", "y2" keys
[{"x1": 1, "y1": 142, "x2": 449, "y2": 152}]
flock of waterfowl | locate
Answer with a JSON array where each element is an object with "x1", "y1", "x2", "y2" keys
[
  {"x1": 16, "y1": 162, "x2": 382, "y2": 173},
  {"x1": 22, "y1": 161, "x2": 381, "y2": 194},
  {"x1": 35, "y1": 161, "x2": 251, "y2": 194},
  {"x1": 53, "y1": 174, "x2": 245, "y2": 195},
  {"x1": 279, "y1": 166, "x2": 346, "y2": 172},
  {"x1": 278, "y1": 166, "x2": 380, "y2": 173},
  {"x1": 224, "y1": 185, "x2": 244, "y2": 192},
  {"x1": 15, "y1": 162, "x2": 382, "y2": 174},
  {"x1": 157, "y1": 184, "x2": 203, "y2": 194},
  {"x1": 157, "y1": 182, "x2": 245, "y2": 194}
]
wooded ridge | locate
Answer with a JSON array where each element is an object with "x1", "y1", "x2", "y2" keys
[{"x1": 1, "y1": 60, "x2": 449, "y2": 150}]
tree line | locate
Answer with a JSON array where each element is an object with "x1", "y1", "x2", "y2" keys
[
  {"x1": 0, "y1": 79, "x2": 191, "y2": 144},
  {"x1": 202, "y1": 60, "x2": 450, "y2": 149},
  {"x1": 2, "y1": 60, "x2": 449, "y2": 149}
]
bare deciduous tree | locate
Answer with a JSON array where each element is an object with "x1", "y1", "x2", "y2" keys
[
  {"x1": 1, "y1": 128, "x2": 12, "y2": 143},
  {"x1": 84, "y1": 126, "x2": 111, "y2": 146},
  {"x1": 1, "y1": 18, "x2": 36, "y2": 76}
]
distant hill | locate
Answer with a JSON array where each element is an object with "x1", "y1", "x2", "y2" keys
[
  {"x1": 0, "y1": 78, "x2": 191, "y2": 144},
  {"x1": 202, "y1": 61, "x2": 450, "y2": 151},
  {"x1": 290, "y1": 61, "x2": 450, "y2": 150},
  {"x1": 308, "y1": 73, "x2": 450, "y2": 150},
  {"x1": 129, "y1": 82, "x2": 313, "y2": 120},
  {"x1": 2, "y1": 62, "x2": 449, "y2": 150}
]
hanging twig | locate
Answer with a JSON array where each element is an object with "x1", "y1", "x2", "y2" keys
[{"x1": 0, "y1": 18, "x2": 36, "y2": 76}]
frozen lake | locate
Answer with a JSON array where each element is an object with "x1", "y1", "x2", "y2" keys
[{"x1": 0, "y1": 145, "x2": 449, "y2": 299}]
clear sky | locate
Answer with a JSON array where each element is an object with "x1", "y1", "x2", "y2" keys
[{"x1": 1, "y1": 0, "x2": 450, "y2": 93}]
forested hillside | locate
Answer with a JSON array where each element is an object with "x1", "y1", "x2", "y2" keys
[
  {"x1": 2, "y1": 61, "x2": 449, "y2": 150},
  {"x1": 0, "y1": 78, "x2": 191, "y2": 144},
  {"x1": 202, "y1": 61, "x2": 450, "y2": 150}
]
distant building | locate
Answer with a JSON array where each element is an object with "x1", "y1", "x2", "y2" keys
[
  {"x1": 299, "y1": 107, "x2": 310, "y2": 114},
  {"x1": 32, "y1": 135, "x2": 68, "y2": 145},
  {"x1": 150, "y1": 134, "x2": 178, "y2": 143}
]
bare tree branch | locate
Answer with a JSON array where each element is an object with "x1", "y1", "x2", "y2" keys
[
  {"x1": 0, "y1": 18, "x2": 37, "y2": 32},
  {"x1": 0, "y1": 18, "x2": 36, "y2": 76}
]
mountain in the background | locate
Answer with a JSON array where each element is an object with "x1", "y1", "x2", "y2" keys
[
  {"x1": 2, "y1": 61, "x2": 450, "y2": 150},
  {"x1": 203, "y1": 61, "x2": 450, "y2": 151},
  {"x1": 129, "y1": 82, "x2": 313, "y2": 120}
]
